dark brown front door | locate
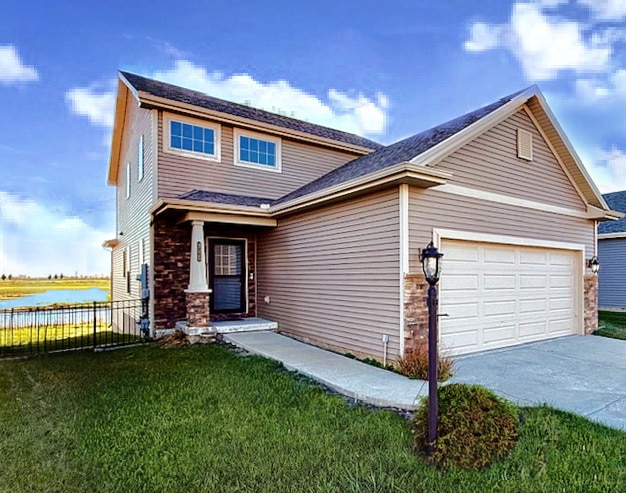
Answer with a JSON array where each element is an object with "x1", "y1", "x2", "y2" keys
[{"x1": 209, "y1": 239, "x2": 246, "y2": 314}]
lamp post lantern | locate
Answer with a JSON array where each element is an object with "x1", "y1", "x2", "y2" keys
[
  {"x1": 421, "y1": 241, "x2": 443, "y2": 455},
  {"x1": 588, "y1": 256, "x2": 600, "y2": 274}
]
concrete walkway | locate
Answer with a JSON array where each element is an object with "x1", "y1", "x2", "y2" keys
[
  {"x1": 224, "y1": 331, "x2": 428, "y2": 409},
  {"x1": 224, "y1": 331, "x2": 626, "y2": 431}
]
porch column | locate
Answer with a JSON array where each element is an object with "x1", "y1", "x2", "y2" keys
[
  {"x1": 188, "y1": 220, "x2": 209, "y2": 292},
  {"x1": 185, "y1": 220, "x2": 210, "y2": 331}
]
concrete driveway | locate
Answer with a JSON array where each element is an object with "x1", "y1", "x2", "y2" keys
[{"x1": 448, "y1": 336, "x2": 626, "y2": 431}]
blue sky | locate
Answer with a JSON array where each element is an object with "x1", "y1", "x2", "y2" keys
[{"x1": 1, "y1": 0, "x2": 625, "y2": 276}]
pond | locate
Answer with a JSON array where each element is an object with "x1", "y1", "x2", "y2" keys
[{"x1": 0, "y1": 288, "x2": 110, "y2": 310}]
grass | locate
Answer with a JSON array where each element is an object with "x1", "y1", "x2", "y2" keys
[
  {"x1": 596, "y1": 310, "x2": 626, "y2": 340},
  {"x1": 1, "y1": 344, "x2": 625, "y2": 492},
  {"x1": 0, "y1": 277, "x2": 110, "y2": 301}
]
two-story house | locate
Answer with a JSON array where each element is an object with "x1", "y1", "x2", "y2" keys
[{"x1": 106, "y1": 71, "x2": 618, "y2": 361}]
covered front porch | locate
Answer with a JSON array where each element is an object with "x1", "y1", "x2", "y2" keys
[{"x1": 150, "y1": 192, "x2": 278, "y2": 338}]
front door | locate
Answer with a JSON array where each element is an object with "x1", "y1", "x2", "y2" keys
[{"x1": 209, "y1": 239, "x2": 246, "y2": 314}]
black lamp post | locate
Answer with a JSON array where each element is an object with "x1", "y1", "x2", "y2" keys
[{"x1": 420, "y1": 241, "x2": 443, "y2": 455}]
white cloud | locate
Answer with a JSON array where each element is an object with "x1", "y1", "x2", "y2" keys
[
  {"x1": 65, "y1": 85, "x2": 116, "y2": 127},
  {"x1": 579, "y1": 0, "x2": 626, "y2": 20},
  {"x1": 464, "y1": 2, "x2": 613, "y2": 80},
  {"x1": 153, "y1": 60, "x2": 389, "y2": 135},
  {"x1": 0, "y1": 192, "x2": 112, "y2": 277},
  {"x1": 0, "y1": 45, "x2": 39, "y2": 85},
  {"x1": 575, "y1": 68, "x2": 626, "y2": 101},
  {"x1": 586, "y1": 147, "x2": 626, "y2": 193}
]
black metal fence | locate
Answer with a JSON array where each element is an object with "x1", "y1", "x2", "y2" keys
[{"x1": 0, "y1": 299, "x2": 147, "y2": 357}]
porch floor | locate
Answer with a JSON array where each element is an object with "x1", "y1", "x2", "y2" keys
[{"x1": 212, "y1": 317, "x2": 278, "y2": 334}]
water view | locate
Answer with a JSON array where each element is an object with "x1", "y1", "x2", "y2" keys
[{"x1": 0, "y1": 288, "x2": 109, "y2": 310}]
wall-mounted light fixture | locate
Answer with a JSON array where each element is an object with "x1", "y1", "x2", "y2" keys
[{"x1": 588, "y1": 256, "x2": 600, "y2": 274}]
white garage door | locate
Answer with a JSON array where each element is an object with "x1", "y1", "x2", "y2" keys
[{"x1": 439, "y1": 239, "x2": 579, "y2": 355}]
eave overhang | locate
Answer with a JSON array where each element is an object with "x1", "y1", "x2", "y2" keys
[
  {"x1": 135, "y1": 92, "x2": 377, "y2": 156},
  {"x1": 150, "y1": 198, "x2": 277, "y2": 227},
  {"x1": 269, "y1": 162, "x2": 452, "y2": 216}
]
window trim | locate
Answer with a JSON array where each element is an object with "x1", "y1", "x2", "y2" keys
[
  {"x1": 163, "y1": 112, "x2": 221, "y2": 162},
  {"x1": 125, "y1": 162, "x2": 131, "y2": 199},
  {"x1": 137, "y1": 134, "x2": 144, "y2": 182},
  {"x1": 234, "y1": 129, "x2": 282, "y2": 173}
]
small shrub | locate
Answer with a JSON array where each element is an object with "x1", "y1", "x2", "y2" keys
[
  {"x1": 398, "y1": 343, "x2": 454, "y2": 381},
  {"x1": 412, "y1": 383, "x2": 519, "y2": 470}
]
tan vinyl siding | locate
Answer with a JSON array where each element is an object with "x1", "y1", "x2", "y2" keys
[
  {"x1": 408, "y1": 187, "x2": 595, "y2": 272},
  {"x1": 437, "y1": 110, "x2": 586, "y2": 211},
  {"x1": 257, "y1": 188, "x2": 401, "y2": 360},
  {"x1": 112, "y1": 101, "x2": 155, "y2": 302},
  {"x1": 157, "y1": 111, "x2": 361, "y2": 200}
]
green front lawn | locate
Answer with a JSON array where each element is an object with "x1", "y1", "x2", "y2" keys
[
  {"x1": 1, "y1": 344, "x2": 624, "y2": 492},
  {"x1": 596, "y1": 310, "x2": 626, "y2": 340}
]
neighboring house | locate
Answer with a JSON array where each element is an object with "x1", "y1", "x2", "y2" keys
[
  {"x1": 598, "y1": 191, "x2": 626, "y2": 310},
  {"x1": 105, "y1": 71, "x2": 619, "y2": 360}
]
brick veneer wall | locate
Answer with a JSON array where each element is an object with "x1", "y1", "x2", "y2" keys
[
  {"x1": 153, "y1": 216, "x2": 190, "y2": 330},
  {"x1": 186, "y1": 291, "x2": 210, "y2": 328},
  {"x1": 584, "y1": 274, "x2": 598, "y2": 335},
  {"x1": 403, "y1": 273, "x2": 429, "y2": 354}
]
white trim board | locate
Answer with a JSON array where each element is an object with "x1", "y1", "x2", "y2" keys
[
  {"x1": 436, "y1": 183, "x2": 597, "y2": 219},
  {"x1": 399, "y1": 184, "x2": 409, "y2": 357},
  {"x1": 598, "y1": 232, "x2": 626, "y2": 240}
]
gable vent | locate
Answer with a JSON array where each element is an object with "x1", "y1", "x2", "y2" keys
[{"x1": 517, "y1": 128, "x2": 533, "y2": 161}]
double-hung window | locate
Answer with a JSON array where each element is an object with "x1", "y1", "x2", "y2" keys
[
  {"x1": 234, "y1": 129, "x2": 281, "y2": 172},
  {"x1": 164, "y1": 113, "x2": 220, "y2": 161}
]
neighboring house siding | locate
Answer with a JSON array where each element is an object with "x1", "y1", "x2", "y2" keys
[
  {"x1": 407, "y1": 187, "x2": 595, "y2": 271},
  {"x1": 436, "y1": 110, "x2": 586, "y2": 211},
  {"x1": 156, "y1": 112, "x2": 362, "y2": 200},
  {"x1": 257, "y1": 188, "x2": 401, "y2": 360},
  {"x1": 112, "y1": 102, "x2": 155, "y2": 302},
  {"x1": 598, "y1": 238, "x2": 626, "y2": 309}
]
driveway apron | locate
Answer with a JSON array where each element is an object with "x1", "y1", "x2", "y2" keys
[{"x1": 448, "y1": 335, "x2": 626, "y2": 431}]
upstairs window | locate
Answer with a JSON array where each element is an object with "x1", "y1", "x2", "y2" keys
[
  {"x1": 234, "y1": 129, "x2": 281, "y2": 172},
  {"x1": 164, "y1": 113, "x2": 220, "y2": 161}
]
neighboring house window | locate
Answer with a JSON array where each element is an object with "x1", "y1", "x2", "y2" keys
[
  {"x1": 234, "y1": 129, "x2": 281, "y2": 172},
  {"x1": 126, "y1": 245, "x2": 132, "y2": 294},
  {"x1": 126, "y1": 162, "x2": 131, "y2": 199},
  {"x1": 164, "y1": 113, "x2": 220, "y2": 161},
  {"x1": 137, "y1": 134, "x2": 144, "y2": 182}
]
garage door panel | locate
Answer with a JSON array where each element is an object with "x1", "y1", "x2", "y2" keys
[
  {"x1": 520, "y1": 298, "x2": 547, "y2": 314},
  {"x1": 440, "y1": 239, "x2": 579, "y2": 355},
  {"x1": 483, "y1": 325, "x2": 516, "y2": 344},
  {"x1": 484, "y1": 275, "x2": 516, "y2": 290},
  {"x1": 483, "y1": 300, "x2": 516, "y2": 316},
  {"x1": 443, "y1": 274, "x2": 479, "y2": 291},
  {"x1": 519, "y1": 250, "x2": 548, "y2": 265},
  {"x1": 484, "y1": 247, "x2": 515, "y2": 264},
  {"x1": 550, "y1": 275, "x2": 573, "y2": 288},
  {"x1": 520, "y1": 275, "x2": 547, "y2": 289}
]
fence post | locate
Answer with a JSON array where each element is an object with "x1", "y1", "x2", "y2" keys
[{"x1": 93, "y1": 301, "x2": 97, "y2": 350}]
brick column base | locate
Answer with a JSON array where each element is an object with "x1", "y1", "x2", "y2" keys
[
  {"x1": 185, "y1": 291, "x2": 210, "y2": 330},
  {"x1": 584, "y1": 275, "x2": 598, "y2": 335},
  {"x1": 403, "y1": 273, "x2": 429, "y2": 355}
]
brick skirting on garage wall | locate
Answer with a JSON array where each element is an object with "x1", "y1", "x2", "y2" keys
[
  {"x1": 403, "y1": 273, "x2": 429, "y2": 355},
  {"x1": 584, "y1": 274, "x2": 598, "y2": 335}
]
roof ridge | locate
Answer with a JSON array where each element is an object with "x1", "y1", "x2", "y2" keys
[{"x1": 119, "y1": 71, "x2": 384, "y2": 151}]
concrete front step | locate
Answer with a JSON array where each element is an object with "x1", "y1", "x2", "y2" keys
[{"x1": 170, "y1": 317, "x2": 278, "y2": 337}]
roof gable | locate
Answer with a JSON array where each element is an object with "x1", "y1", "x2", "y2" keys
[{"x1": 599, "y1": 191, "x2": 626, "y2": 233}]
